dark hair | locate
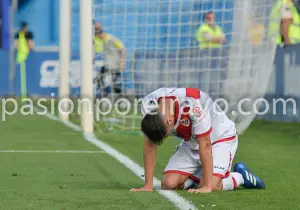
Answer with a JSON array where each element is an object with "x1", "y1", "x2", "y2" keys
[{"x1": 141, "y1": 110, "x2": 168, "y2": 145}]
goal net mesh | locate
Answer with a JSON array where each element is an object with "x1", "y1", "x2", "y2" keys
[{"x1": 86, "y1": 0, "x2": 277, "y2": 134}]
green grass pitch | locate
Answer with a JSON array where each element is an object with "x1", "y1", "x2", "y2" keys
[{"x1": 1, "y1": 108, "x2": 300, "y2": 209}]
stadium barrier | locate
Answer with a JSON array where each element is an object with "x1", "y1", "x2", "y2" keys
[
  {"x1": 0, "y1": 51, "x2": 93, "y2": 97},
  {"x1": 0, "y1": 44, "x2": 300, "y2": 121},
  {"x1": 257, "y1": 44, "x2": 300, "y2": 122}
]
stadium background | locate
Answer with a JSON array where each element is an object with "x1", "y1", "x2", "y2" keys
[
  {"x1": 0, "y1": 0, "x2": 299, "y2": 122},
  {"x1": 0, "y1": 1, "x2": 300, "y2": 209}
]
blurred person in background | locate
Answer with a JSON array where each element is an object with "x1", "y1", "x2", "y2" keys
[
  {"x1": 14, "y1": 21, "x2": 34, "y2": 63},
  {"x1": 195, "y1": 12, "x2": 226, "y2": 95},
  {"x1": 94, "y1": 23, "x2": 103, "y2": 53},
  {"x1": 95, "y1": 22, "x2": 101, "y2": 31},
  {"x1": 196, "y1": 12, "x2": 226, "y2": 49},
  {"x1": 269, "y1": 0, "x2": 300, "y2": 45},
  {"x1": 94, "y1": 24, "x2": 126, "y2": 97}
]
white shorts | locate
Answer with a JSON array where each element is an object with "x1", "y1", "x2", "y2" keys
[{"x1": 163, "y1": 136, "x2": 238, "y2": 183}]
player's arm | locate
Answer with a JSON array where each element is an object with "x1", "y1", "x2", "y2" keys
[
  {"x1": 196, "y1": 135, "x2": 213, "y2": 191},
  {"x1": 130, "y1": 137, "x2": 157, "y2": 192},
  {"x1": 143, "y1": 136, "x2": 157, "y2": 189},
  {"x1": 189, "y1": 134, "x2": 213, "y2": 194},
  {"x1": 187, "y1": 100, "x2": 213, "y2": 193},
  {"x1": 131, "y1": 95, "x2": 159, "y2": 192}
]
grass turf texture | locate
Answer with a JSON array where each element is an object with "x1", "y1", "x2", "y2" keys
[{"x1": 1, "y1": 106, "x2": 300, "y2": 209}]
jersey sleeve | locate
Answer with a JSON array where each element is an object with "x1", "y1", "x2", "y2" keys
[{"x1": 189, "y1": 101, "x2": 212, "y2": 138}]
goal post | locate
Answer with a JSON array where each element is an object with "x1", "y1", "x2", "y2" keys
[
  {"x1": 80, "y1": 0, "x2": 94, "y2": 133},
  {"x1": 59, "y1": 0, "x2": 71, "y2": 121},
  {"x1": 76, "y1": 0, "x2": 277, "y2": 134}
]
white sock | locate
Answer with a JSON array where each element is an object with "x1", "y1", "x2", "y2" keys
[{"x1": 222, "y1": 172, "x2": 244, "y2": 191}]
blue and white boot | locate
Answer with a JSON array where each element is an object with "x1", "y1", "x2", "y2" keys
[{"x1": 234, "y1": 162, "x2": 266, "y2": 189}]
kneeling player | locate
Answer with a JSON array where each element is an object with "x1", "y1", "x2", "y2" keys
[{"x1": 131, "y1": 88, "x2": 265, "y2": 193}]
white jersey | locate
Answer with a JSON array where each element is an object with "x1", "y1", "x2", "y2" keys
[{"x1": 141, "y1": 87, "x2": 236, "y2": 150}]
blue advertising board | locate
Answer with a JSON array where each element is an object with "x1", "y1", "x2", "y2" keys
[
  {"x1": 258, "y1": 44, "x2": 300, "y2": 122},
  {"x1": 0, "y1": 51, "x2": 85, "y2": 96}
]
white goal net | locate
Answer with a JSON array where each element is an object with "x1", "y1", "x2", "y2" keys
[{"x1": 79, "y1": 0, "x2": 277, "y2": 134}]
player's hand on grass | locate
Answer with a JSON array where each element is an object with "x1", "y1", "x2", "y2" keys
[
  {"x1": 130, "y1": 186, "x2": 153, "y2": 192},
  {"x1": 188, "y1": 186, "x2": 212, "y2": 194}
]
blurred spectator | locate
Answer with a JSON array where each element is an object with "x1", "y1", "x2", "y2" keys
[
  {"x1": 95, "y1": 22, "x2": 101, "y2": 31},
  {"x1": 269, "y1": 0, "x2": 300, "y2": 45},
  {"x1": 14, "y1": 22, "x2": 34, "y2": 63},
  {"x1": 94, "y1": 24, "x2": 126, "y2": 96},
  {"x1": 15, "y1": 22, "x2": 34, "y2": 50},
  {"x1": 196, "y1": 12, "x2": 226, "y2": 49},
  {"x1": 94, "y1": 23, "x2": 103, "y2": 52}
]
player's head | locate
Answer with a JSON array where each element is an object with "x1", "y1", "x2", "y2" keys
[
  {"x1": 141, "y1": 100, "x2": 176, "y2": 145},
  {"x1": 141, "y1": 110, "x2": 168, "y2": 145}
]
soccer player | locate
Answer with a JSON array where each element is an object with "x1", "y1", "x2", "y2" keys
[{"x1": 131, "y1": 88, "x2": 265, "y2": 193}]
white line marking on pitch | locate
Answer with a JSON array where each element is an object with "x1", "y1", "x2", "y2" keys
[
  {"x1": 42, "y1": 111, "x2": 197, "y2": 210},
  {"x1": 0, "y1": 150, "x2": 106, "y2": 154}
]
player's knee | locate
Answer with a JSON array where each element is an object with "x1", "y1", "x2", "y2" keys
[{"x1": 161, "y1": 177, "x2": 183, "y2": 190}]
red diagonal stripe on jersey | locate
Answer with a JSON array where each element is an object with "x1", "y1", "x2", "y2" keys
[{"x1": 186, "y1": 88, "x2": 201, "y2": 99}]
